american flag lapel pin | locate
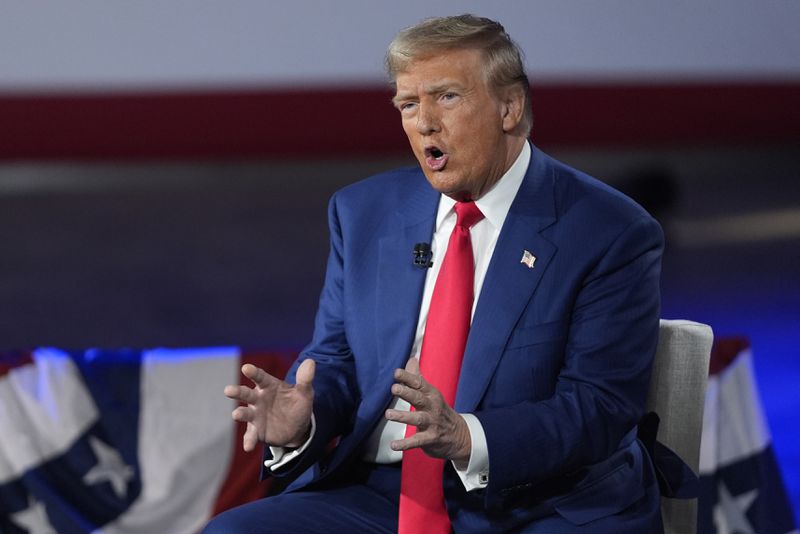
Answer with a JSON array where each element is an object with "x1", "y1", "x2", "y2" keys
[{"x1": 520, "y1": 250, "x2": 536, "y2": 269}]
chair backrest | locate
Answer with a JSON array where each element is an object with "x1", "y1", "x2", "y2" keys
[{"x1": 646, "y1": 319, "x2": 713, "y2": 534}]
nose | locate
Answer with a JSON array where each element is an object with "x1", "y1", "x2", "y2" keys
[{"x1": 415, "y1": 104, "x2": 440, "y2": 135}]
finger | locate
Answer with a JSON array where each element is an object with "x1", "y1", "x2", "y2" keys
[
  {"x1": 224, "y1": 384, "x2": 257, "y2": 404},
  {"x1": 390, "y1": 383, "x2": 427, "y2": 409},
  {"x1": 295, "y1": 359, "x2": 316, "y2": 389},
  {"x1": 390, "y1": 432, "x2": 426, "y2": 452},
  {"x1": 232, "y1": 405, "x2": 254, "y2": 423},
  {"x1": 404, "y1": 356, "x2": 421, "y2": 374},
  {"x1": 385, "y1": 407, "x2": 426, "y2": 428},
  {"x1": 242, "y1": 422, "x2": 257, "y2": 452},
  {"x1": 393, "y1": 367, "x2": 425, "y2": 390},
  {"x1": 242, "y1": 363, "x2": 279, "y2": 389}
]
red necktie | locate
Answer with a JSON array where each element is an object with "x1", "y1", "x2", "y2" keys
[{"x1": 398, "y1": 200, "x2": 484, "y2": 534}]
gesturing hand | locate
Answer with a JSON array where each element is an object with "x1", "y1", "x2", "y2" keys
[
  {"x1": 223, "y1": 359, "x2": 315, "y2": 452},
  {"x1": 385, "y1": 357, "x2": 471, "y2": 465}
]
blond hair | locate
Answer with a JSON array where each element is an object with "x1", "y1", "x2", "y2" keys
[{"x1": 386, "y1": 14, "x2": 532, "y2": 134}]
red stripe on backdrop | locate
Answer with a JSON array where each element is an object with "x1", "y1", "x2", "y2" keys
[
  {"x1": 0, "y1": 351, "x2": 34, "y2": 377},
  {"x1": 0, "y1": 82, "x2": 798, "y2": 161},
  {"x1": 210, "y1": 350, "x2": 297, "y2": 518},
  {"x1": 709, "y1": 337, "x2": 751, "y2": 376}
]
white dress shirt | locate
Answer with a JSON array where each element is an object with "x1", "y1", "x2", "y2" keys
[{"x1": 267, "y1": 143, "x2": 531, "y2": 492}]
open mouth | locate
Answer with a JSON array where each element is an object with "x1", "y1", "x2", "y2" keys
[{"x1": 424, "y1": 146, "x2": 448, "y2": 171}]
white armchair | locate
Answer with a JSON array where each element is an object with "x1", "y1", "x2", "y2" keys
[{"x1": 646, "y1": 319, "x2": 714, "y2": 534}]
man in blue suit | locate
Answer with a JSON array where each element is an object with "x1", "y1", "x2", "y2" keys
[{"x1": 205, "y1": 14, "x2": 664, "y2": 533}]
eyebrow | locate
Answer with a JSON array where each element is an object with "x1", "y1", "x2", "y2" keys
[
  {"x1": 424, "y1": 81, "x2": 464, "y2": 95},
  {"x1": 391, "y1": 92, "x2": 412, "y2": 107},
  {"x1": 392, "y1": 81, "x2": 466, "y2": 106}
]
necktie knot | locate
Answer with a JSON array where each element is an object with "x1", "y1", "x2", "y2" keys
[{"x1": 454, "y1": 201, "x2": 484, "y2": 229}]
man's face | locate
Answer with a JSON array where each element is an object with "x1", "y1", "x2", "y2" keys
[{"x1": 393, "y1": 48, "x2": 522, "y2": 201}]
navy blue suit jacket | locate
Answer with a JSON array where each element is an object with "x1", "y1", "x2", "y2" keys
[{"x1": 269, "y1": 146, "x2": 664, "y2": 531}]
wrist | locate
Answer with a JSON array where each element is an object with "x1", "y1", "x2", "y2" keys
[
  {"x1": 452, "y1": 415, "x2": 472, "y2": 466},
  {"x1": 287, "y1": 422, "x2": 312, "y2": 448}
]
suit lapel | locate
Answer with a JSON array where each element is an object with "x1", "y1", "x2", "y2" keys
[
  {"x1": 455, "y1": 148, "x2": 560, "y2": 412},
  {"x1": 376, "y1": 175, "x2": 439, "y2": 376}
]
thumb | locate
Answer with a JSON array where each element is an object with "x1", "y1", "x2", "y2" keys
[
  {"x1": 295, "y1": 358, "x2": 316, "y2": 388},
  {"x1": 404, "y1": 356, "x2": 421, "y2": 375}
]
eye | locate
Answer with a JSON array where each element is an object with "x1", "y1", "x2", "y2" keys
[
  {"x1": 398, "y1": 101, "x2": 418, "y2": 114},
  {"x1": 441, "y1": 92, "x2": 458, "y2": 102}
]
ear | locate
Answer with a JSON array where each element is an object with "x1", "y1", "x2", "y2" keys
[{"x1": 500, "y1": 85, "x2": 526, "y2": 133}]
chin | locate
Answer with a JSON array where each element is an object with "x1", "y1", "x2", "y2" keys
[
  {"x1": 423, "y1": 174, "x2": 469, "y2": 200},
  {"x1": 424, "y1": 173, "x2": 453, "y2": 192}
]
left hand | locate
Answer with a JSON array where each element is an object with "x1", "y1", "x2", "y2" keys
[{"x1": 385, "y1": 357, "x2": 472, "y2": 465}]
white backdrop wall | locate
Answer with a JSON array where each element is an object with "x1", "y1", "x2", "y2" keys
[{"x1": 2, "y1": 0, "x2": 799, "y2": 93}]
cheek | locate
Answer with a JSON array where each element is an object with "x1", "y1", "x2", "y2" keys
[{"x1": 450, "y1": 118, "x2": 483, "y2": 151}]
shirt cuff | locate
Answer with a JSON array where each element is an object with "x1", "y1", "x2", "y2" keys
[
  {"x1": 452, "y1": 413, "x2": 489, "y2": 491},
  {"x1": 263, "y1": 414, "x2": 316, "y2": 472}
]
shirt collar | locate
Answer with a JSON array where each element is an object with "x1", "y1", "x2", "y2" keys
[{"x1": 435, "y1": 141, "x2": 531, "y2": 231}]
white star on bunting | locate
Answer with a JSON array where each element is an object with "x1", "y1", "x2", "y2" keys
[
  {"x1": 713, "y1": 481, "x2": 758, "y2": 534},
  {"x1": 82, "y1": 435, "x2": 135, "y2": 498},
  {"x1": 10, "y1": 495, "x2": 57, "y2": 534}
]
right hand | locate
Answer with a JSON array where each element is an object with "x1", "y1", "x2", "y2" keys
[{"x1": 223, "y1": 359, "x2": 316, "y2": 452}]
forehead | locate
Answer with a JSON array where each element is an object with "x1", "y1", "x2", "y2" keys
[{"x1": 394, "y1": 48, "x2": 487, "y2": 92}]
